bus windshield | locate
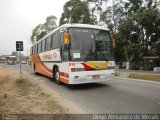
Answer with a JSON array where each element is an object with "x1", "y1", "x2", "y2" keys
[
  {"x1": 9, "y1": 57, "x2": 16, "y2": 61},
  {"x1": 69, "y1": 28, "x2": 114, "y2": 61},
  {"x1": 9, "y1": 56, "x2": 17, "y2": 61}
]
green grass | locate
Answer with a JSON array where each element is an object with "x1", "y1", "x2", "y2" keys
[
  {"x1": 15, "y1": 79, "x2": 27, "y2": 85},
  {"x1": 15, "y1": 78, "x2": 32, "y2": 95}
]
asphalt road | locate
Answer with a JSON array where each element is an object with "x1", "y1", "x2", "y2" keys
[{"x1": 1, "y1": 63, "x2": 160, "y2": 114}]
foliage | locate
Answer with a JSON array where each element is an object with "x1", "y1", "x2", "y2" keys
[
  {"x1": 30, "y1": 15, "x2": 57, "y2": 43},
  {"x1": 59, "y1": 0, "x2": 94, "y2": 25},
  {"x1": 30, "y1": 0, "x2": 160, "y2": 63},
  {"x1": 11, "y1": 51, "x2": 18, "y2": 56},
  {"x1": 100, "y1": 0, "x2": 123, "y2": 34},
  {"x1": 91, "y1": 0, "x2": 160, "y2": 62},
  {"x1": 87, "y1": 0, "x2": 104, "y2": 25}
]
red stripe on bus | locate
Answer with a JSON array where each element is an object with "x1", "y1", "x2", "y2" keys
[{"x1": 81, "y1": 63, "x2": 95, "y2": 71}]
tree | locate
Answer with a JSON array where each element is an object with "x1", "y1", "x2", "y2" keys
[
  {"x1": 59, "y1": 0, "x2": 94, "y2": 25},
  {"x1": 30, "y1": 15, "x2": 57, "y2": 43},
  {"x1": 11, "y1": 51, "x2": 18, "y2": 56},
  {"x1": 100, "y1": 0, "x2": 123, "y2": 34},
  {"x1": 87, "y1": 0, "x2": 104, "y2": 25},
  {"x1": 135, "y1": 7, "x2": 160, "y2": 56},
  {"x1": 44, "y1": 15, "x2": 57, "y2": 33}
]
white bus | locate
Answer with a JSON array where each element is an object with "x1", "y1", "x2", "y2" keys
[
  {"x1": 30, "y1": 24, "x2": 115, "y2": 84},
  {"x1": 6, "y1": 56, "x2": 17, "y2": 65}
]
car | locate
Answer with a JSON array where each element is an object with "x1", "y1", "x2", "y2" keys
[
  {"x1": 21, "y1": 60, "x2": 27, "y2": 64},
  {"x1": 154, "y1": 67, "x2": 160, "y2": 72}
]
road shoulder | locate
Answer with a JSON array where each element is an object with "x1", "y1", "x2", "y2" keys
[{"x1": 0, "y1": 65, "x2": 86, "y2": 114}]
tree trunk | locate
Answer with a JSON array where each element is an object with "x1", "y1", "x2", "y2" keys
[{"x1": 126, "y1": 61, "x2": 130, "y2": 70}]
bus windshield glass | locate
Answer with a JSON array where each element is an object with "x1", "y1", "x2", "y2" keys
[
  {"x1": 69, "y1": 28, "x2": 114, "y2": 61},
  {"x1": 10, "y1": 57, "x2": 16, "y2": 61}
]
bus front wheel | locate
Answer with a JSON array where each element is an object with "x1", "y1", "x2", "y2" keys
[
  {"x1": 34, "y1": 64, "x2": 38, "y2": 74},
  {"x1": 53, "y1": 67, "x2": 61, "y2": 85}
]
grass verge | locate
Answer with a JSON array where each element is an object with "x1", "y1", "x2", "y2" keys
[
  {"x1": 114, "y1": 72, "x2": 160, "y2": 82},
  {"x1": 129, "y1": 73, "x2": 160, "y2": 82}
]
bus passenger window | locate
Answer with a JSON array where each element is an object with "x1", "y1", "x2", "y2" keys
[
  {"x1": 51, "y1": 34, "x2": 53, "y2": 49},
  {"x1": 37, "y1": 44, "x2": 38, "y2": 53},
  {"x1": 34, "y1": 45, "x2": 36, "y2": 54},
  {"x1": 54, "y1": 31, "x2": 60, "y2": 49},
  {"x1": 52, "y1": 34, "x2": 56, "y2": 49},
  {"x1": 45, "y1": 38, "x2": 47, "y2": 51},
  {"x1": 42, "y1": 39, "x2": 45, "y2": 52}
]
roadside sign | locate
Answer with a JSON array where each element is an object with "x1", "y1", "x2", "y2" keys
[
  {"x1": 16, "y1": 41, "x2": 23, "y2": 80},
  {"x1": 16, "y1": 41, "x2": 23, "y2": 51}
]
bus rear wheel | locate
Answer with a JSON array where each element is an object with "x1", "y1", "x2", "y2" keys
[{"x1": 53, "y1": 67, "x2": 61, "y2": 85}]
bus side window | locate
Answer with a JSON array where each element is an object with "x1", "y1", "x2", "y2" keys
[
  {"x1": 38, "y1": 42, "x2": 41, "y2": 53},
  {"x1": 45, "y1": 38, "x2": 47, "y2": 51},
  {"x1": 54, "y1": 31, "x2": 60, "y2": 49},
  {"x1": 47, "y1": 35, "x2": 52, "y2": 50},
  {"x1": 57, "y1": 31, "x2": 60, "y2": 48},
  {"x1": 52, "y1": 34, "x2": 56, "y2": 49},
  {"x1": 51, "y1": 34, "x2": 53, "y2": 49},
  {"x1": 42, "y1": 39, "x2": 45, "y2": 52},
  {"x1": 34, "y1": 45, "x2": 36, "y2": 54},
  {"x1": 37, "y1": 44, "x2": 38, "y2": 54},
  {"x1": 41, "y1": 41, "x2": 42, "y2": 52},
  {"x1": 61, "y1": 32, "x2": 68, "y2": 61},
  {"x1": 60, "y1": 32, "x2": 64, "y2": 59}
]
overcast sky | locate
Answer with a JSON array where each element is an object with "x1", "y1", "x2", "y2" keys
[{"x1": 0, "y1": 0, "x2": 68, "y2": 56}]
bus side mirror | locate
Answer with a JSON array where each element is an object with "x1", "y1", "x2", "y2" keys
[
  {"x1": 112, "y1": 37, "x2": 116, "y2": 48},
  {"x1": 64, "y1": 32, "x2": 70, "y2": 45}
]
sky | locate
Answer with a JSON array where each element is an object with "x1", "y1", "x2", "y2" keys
[{"x1": 0, "y1": 0, "x2": 68, "y2": 56}]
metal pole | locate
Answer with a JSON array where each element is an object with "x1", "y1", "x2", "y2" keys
[{"x1": 19, "y1": 46, "x2": 22, "y2": 80}]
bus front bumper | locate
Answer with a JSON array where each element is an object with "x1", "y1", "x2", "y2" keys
[{"x1": 69, "y1": 70, "x2": 114, "y2": 84}]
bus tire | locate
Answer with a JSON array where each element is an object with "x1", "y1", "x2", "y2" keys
[{"x1": 53, "y1": 67, "x2": 61, "y2": 85}]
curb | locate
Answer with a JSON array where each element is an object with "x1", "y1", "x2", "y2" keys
[{"x1": 114, "y1": 77, "x2": 160, "y2": 84}]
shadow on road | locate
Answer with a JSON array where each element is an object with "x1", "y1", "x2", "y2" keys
[
  {"x1": 65, "y1": 83, "x2": 109, "y2": 90},
  {"x1": 32, "y1": 72, "x2": 110, "y2": 90}
]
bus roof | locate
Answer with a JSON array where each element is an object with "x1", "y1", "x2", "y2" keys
[
  {"x1": 32, "y1": 23, "x2": 110, "y2": 46},
  {"x1": 9, "y1": 56, "x2": 16, "y2": 58},
  {"x1": 60, "y1": 23, "x2": 109, "y2": 31}
]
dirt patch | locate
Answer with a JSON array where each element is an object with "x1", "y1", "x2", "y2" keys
[{"x1": 0, "y1": 67, "x2": 66, "y2": 114}]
